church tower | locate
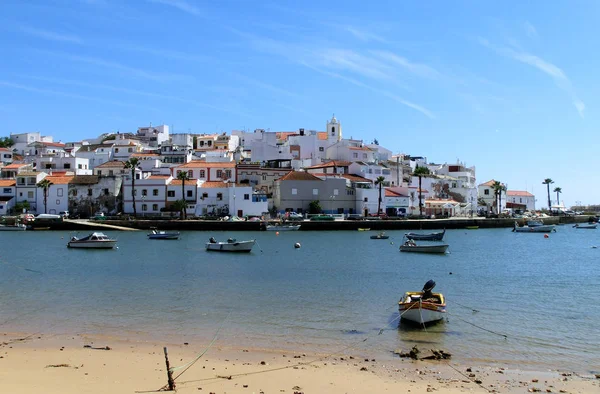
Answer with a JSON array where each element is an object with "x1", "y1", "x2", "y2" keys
[{"x1": 327, "y1": 114, "x2": 342, "y2": 142}]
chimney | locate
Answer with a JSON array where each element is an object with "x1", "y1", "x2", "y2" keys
[{"x1": 299, "y1": 128, "x2": 305, "y2": 136}]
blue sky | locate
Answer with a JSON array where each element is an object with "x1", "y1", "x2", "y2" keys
[{"x1": 1, "y1": 0, "x2": 598, "y2": 208}]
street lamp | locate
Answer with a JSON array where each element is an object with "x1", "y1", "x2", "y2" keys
[{"x1": 329, "y1": 195, "x2": 335, "y2": 215}]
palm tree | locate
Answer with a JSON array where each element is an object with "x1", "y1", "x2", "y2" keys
[
  {"x1": 374, "y1": 176, "x2": 386, "y2": 216},
  {"x1": 124, "y1": 158, "x2": 141, "y2": 217},
  {"x1": 542, "y1": 178, "x2": 554, "y2": 211},
  {"x1": 36, "y1": 178, "x2": 53, "y2": 214},
  {"x1": 177, "y1": 171, "x2": 190, "y2": 219},
  {"x1": 413, "y1": 166, "x2": 431, "y2": 217},
  {"x1": 172, "y1": 199, "x2": 187, "y2": 220},
  {"x1": 491, "y1": 181, "x2": 505, "y2": 214},
  {"x1": 554, "y1": 187, "x2": 562, "y2": 207}
]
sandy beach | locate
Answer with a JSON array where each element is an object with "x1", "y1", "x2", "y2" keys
[{"x1": 0, "y1": 332, "x2": 597, "y2": 394}]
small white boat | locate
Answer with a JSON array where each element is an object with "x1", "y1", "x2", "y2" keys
[
  {"x1": 398, "y1": 280, "x2": 446, "y2": 326},
  {"x1": 266, "y1": 223, "x2": 301, "y2": 231},
  {"x1": 513, "y1": 221, "x2": 556, "y2": 233},
  {"x1": 370, "y1": 232, "x2": 389, "y2": 240},
  {"x1": 400, "y1": 240, "x2": 448, "y2": 254},
  {"x1": 147, "y1": 229, "x2": 180, "y2": 239},
  {"x1": 0, "y1": 223, "x2": 27, "y2": 231},
  {"x1": 573, "y1": 223, "x2": 597, "y2": 229},
  {"x1": 205, "y1": 237, "x2": 255, "y2": 253},
  {"x1": 67, "y1": 232, "x2": 117, "y2": 249}
]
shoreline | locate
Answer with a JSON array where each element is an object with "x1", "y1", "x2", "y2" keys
[{"x1": 1, "y1": 331, "x2": 598, "y2": 393}]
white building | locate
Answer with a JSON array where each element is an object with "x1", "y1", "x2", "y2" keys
[
  {"x1": 10, "y1": 132, "x2": 46, "y2": 155},
  {"x1": 0, "y1": 148, "x2": 13, "y2": 164},
  {"x1": 123, "y1": 174, "x2": 171, "y2": 216},
  {"x1": 75, "y1": 143, "x2": 114, "y2": 169},
  {"x1": 0, "y1": 179, "x2": 16, "y2": 215},
  {"x1": 384, "y1": 188, "x2": 410, "y2": 217},
  {"x1": 35, "y1": 174, "x2": 73, "y2": 215},
  {"x1": 173, "y1": 161, "x2": 237, "y2": 182},
  {"x1": 69, "y1": 175, "x2": 122, "y2": 217},
  {"x1": 196, "y1": 181, "x2": 268, "y2": 217},
  {"x1": 478, "y1": 179, "x2": 507, "y2": 214},
  {"x1": 34, "y1": 153, "x2": 91, "y2": 175},
  {"x1": 348, "y1": 162, "x2": 393, "y2": 185},
  {"x1": 94, "y1": 160, "x2": 127, "y2": 177},
  {"x1": 506, "y1": 190, "x2": 536, "y2": 212},
  {"x1": 15, "y1": 171, "x2": 47, "y2": 213},
  {"x1": 137, "y1": 124, "x2": 170, "y2": 147}
]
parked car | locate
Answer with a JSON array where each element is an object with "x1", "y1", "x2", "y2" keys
[
  {"x1": 286, "y1": 212, "x2": 304, "y2": 221},
  {"x1": 59, "y1": 211, "x2": 69, "y2": 219},
  {"x1": 310, "y1": 215, "x2": 335, "y2": 221},
  {"x1": 346, "y1": 214, "x2": 365, "y2": 221},
  {"x1": 367, "y1": 212, "x2": 388, "y2": 219}
]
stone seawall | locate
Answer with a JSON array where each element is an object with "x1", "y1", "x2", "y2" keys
[{"x1": 39, "y1": 215, "x2": 593, "y2": 231}]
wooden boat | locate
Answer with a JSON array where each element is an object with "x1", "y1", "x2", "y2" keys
[
  {"x1": 465, "y1": 226, "x2": 479, "y2": 230},
  {"x1": 370, "y1": 232, "x2": 389, "y2": 240},
  {"x1": 67, "y1": 232, "x2": 117, "y2": 249},
  {"x1": 147, "y1": 229, "x2": 180, "y2": 239},
  {"x1": 206, "y1": 237, "x2": 255, "y2": 253},
  {"x1": 266, "y1": 223, "x2": 301, "y2": 231},
  {"x1": 398, "y1": 280, "x2": 446, "y2": 326},
  {"x1": 400, "y1": 240, "x2": 448, "y2": 254},
  {"x1": 405, "y1": 229, "x2": 445, "y2": 241},
  {"x1": 573, "y1": 223, "x2": 597, "y2": 229},
  {"x1": 0, "y1": 223, "x2": 27, "y2": 231},
  {"x1": 357, "y1": 228, "x2": 371, "y2": 231},
  {"x1": 513, "y1": 221, "x2": 556, "y2": 233}
]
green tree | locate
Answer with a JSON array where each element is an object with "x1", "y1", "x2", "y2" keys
[
  {"x1": 177, "y1": 170, "x2": 190, "y2": 219},
  {"x1": 308, "y1": 200, "x2": 321, "y2": 214},
  {"x1": 375, "y1": 176, "x2": 386, "y2": 216},
  {"x1": 124, "y1": 158, "x2": 141, "y2": 217},
  {"x1": 554, "y1": 187, "x2": 562, "y2": 206},
  {"x1": 492, "y1": 181, "x2": 506, "y2": 214},
  {"x1": 172, "y1": 199, "x2": 187, "y2": 220},
  {"x1": 542, "y1": 178, "x2": 554, "y2": 210},
  {"x1": 36, "y1": 178, "x2": 53, "y2": 214},
  {"x1": 0, "y1": 137, "x2": 14, "y2": 148},
  {"x1": 413, "y1": 166, "x2": 431, "y2": 217}
]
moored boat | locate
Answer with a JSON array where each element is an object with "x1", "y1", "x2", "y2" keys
[
  {"x1": 357, "y1": 228, "x2": 371, "y2": 231},
  {"x1": 573, "y1": 223, "x2": 597, "y2": 229},
  {"x1": 0, "y1": 223, "x2": 27, "y2": 231},
  {"x1": 205, "y1": 237, "x2": 255, "y2": 253},
  {"x1": 400, "y1": 239, "x2": 448, "y2": 254},
  {"x1": 398, "y1": 280, "x2": 446, "y2": 326},
  {"x1": 513, "y1": 221, "x2": 556, "y2": 233},
  {"x1": 405, "y1": 229, "x2": 445, "y2": 241},
  {"x1": 147, "y1": 229, "x2": 180, "y2": 239},
  {"x1": 266, "y1": 223, "x2": 301, "y2": 231},
  {"x1": 67, "y1": 232, "x2": 117, "y2": 249},
  {"x1": 370, "y1": 232, "x2": 389, "y2": 240}
]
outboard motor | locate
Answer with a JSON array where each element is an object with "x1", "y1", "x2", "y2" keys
[
  {"x1": 209, "y1": 237, "x2": 217, "y2": 244},
  {"x1": 422, "y1": 280, "x2": 436, "y2": 293}
]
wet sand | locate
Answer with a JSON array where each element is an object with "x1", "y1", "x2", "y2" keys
[{"x1": 0, "y1": 332, "x2": 597, "y2": 394}]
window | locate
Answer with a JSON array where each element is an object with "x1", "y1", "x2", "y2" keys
[
  {"x1": 216, "y1": 170, "x2": 222, "y2": 178},
  {"x1": 452, "y1": 183, "x2": 457, "y2": 188},
  {"x1": 128, "y1": 148, "x2": 133, "y2": 153},
  {"x1": 333, "y1": 189, "x2": 339, "y2": 196},
  {"x1": 188, "y1": 170, "x2": 193, "y2": 178},
  {"x1": 152, "y1": 204, "x2": 158, "y2": 211},
  {"x1": 225, "y1": 169, "x2": 231, "y2": 178},
  {"x1": 88, "y1": 189, "x2": 92, "y2": 196},
  {"x1": 319, "y1": 147, "x2": 324, "y2": 152},
  {"x1": 142, "y1": 189, "x2": 148, "y2": 196},
  {"x1": 56, "y1": 200, "x2": 60, "y2": 205},
  {"x1": 97, "y1": 170, "x2": 102, "y2": 175},
  {"x1": 331, "y1": 126, "x2": 335, "y2": 135},
  {"x1": 520, "y1": 198, "x2": 522, "y2": 203},
  {"x1": 217, "y1": 193, "x2": 223, "y2": 200},
  {"x1": 73, "y1": 190, "x2": 78, "y2": 196},
  {"x1": 353, "y1": 152, "x2": 358, "y2": 158},
  {"x1": 28, "y1": 191, "x2": 33, "y2": 198},
  {"x1": 153, "y1": 189, "x2": 159, "y2": 196},
  {"x1": 312, "y1": 188, "x2": 318, "y2": 196},
  {"x1": 167, "y1": 190, "x2": 175, "y2": 197},
  {"x1": 202, "y1": 192, "x2": 208, "y2": 199},
  {"x1": 142, "y1": 204, "x2": 147, "y2": 211},
  {"x1": 115, "y1": 148, "x2": 119, "y2": 153},
  {"x1": 364, "y1": 197, "x2": 368, "y2": 202},
  {"x1": 244, "y1": 194, "x2": 249, "y2": 200},
  {"x1": 291, "y1": 188, "x2": 297, "y2": 195},
  {"x1": 186, "y1": 190, "x2": 193, "y2": 197},
  {"x1": 57, "y1": 189, "x2": 63, "y2": 197},
  {"x1": 262, "y1": 174, "x2": 266, "y2": 181},
  {"x1": 199, "y1": 170, "x2": 205, "y2": 178},
  {"x1": 104, "y1": 188, "x2": 109, "y2": 196},
  {"x1": 64, "y1": 163, "x2": 71, "y2": 169},
  {"x1": 109, "y1": 170, "x2": 114, "y2": 176},
  {"x1": 363, "y1": 153, "x2": 367, "y2": 159},
  {"x1": 484, "y1": 189, "x2": 489, "y2": 195},
  {"x1": 207, "y1": 141, "x2": 212, "y2": 146},
  {"x1": 2, "y1": 188, "x2": 10, "y2": 193}
]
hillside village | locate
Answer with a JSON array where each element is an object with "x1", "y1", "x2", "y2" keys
[{"x1": 0, "y1": 115, "x2": 535, "y2": 219}]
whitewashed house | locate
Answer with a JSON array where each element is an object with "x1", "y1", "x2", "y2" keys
[
  {"x1": 75, "y1": 143, "x2": 114, "y2": 169},
  {"x1": 69, "y1": 175, "x2": 122, "y2": 217},
  {"x1": 196, "y1": 181, "x2": 267, "y2": 217},
  {"x1": 0, "y1": 179, "x2": 16, "y2": 215},
  {"x1": 15, "y1": 171, "x2": 47, "y2": 213},
  {"x1": 34, "y1": 152, "x2": 91, "y2": 175},
  {"x1": 506, "y1": 190, "x2": 536, "y2": 212},
  {"x1": 137, "y1": 124, "x2": 170, "y2": 148},
  {"x1": 10, "y1": 132, "x2": 44, "y2": 155},
  {"x1": 478, "y1": 179, "x2": 507, "y2": 214},
  {"x1": 172, "y1": 161, "x2": 237, "y2": 182},
  {"x1": 94, "y1": 160, "x2": 127, "y2": 177},
  {"x1": 35, "y1": 174, "x2": 73, "y2": 215},
  {"x1": 0, "y1": 148, "x2": 13, "y2": 164},
  {"x1": 348, "y1": 161, "x2": 393, "y2": 185},
  {"x1": 167, "y1": 176, "x2": 199, "y2": 217},
  {"x1": 384, "y1": 188, "x2": 410, "y2": 217},
  {"x1": 123, "y1": 174, "x2": 170, "y2": 216}
]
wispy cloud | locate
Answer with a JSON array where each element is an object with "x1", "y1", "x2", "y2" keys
[
  {"x1": 524, "y1": 21, "x2": 538, "y2": 39},
  {"x1": 479, "y1": 38, "x2": 585, "y2": 118},
  {"x1": 0, "y1": 80, "x2": 156, "y2": 110},
  {"x1": 117, "y1": 44, "x2": 212, "y2": 63},
  {"x1": 231, "y1": 73, "x2": 301, "y2": 98},
  {"x1": 344, "y1": 26, "x2": 387, "y2": 43},
  {"x1": 370, "y1": 51, "x2": 441, "y2": 79},
  {"x1": 147, "y1": 0, "x2": 202, "y2": 16},
  {"x1": 18, "y1": 26, "x2": 82, "y2": 44}
]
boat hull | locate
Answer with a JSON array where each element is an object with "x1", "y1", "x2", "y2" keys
[
  {"x1": 266, "y1": 225, "x2": 301, "y2": 231},
  {"x1": 206, "y1": 240, "x2": 255, "y2": 253},
  {"x1": 398, "y1": 291, "x2": 446, "y2": 325},
  {"x1": 405, "y1": 230, "x2": 445, "y2": 241},
  {"x1": 0, "y1": 224, "x2": 27, "y2": 231},
  {"x1": 514, "y1": 225, "x2": 555, "y2": 232},
  {"x1": 67, "y1": 241, "x2": 117, "y2": 249},
  {"x1": 148, "y1": 232, "x2": 180, "y2": 239},
  {"x1": 370, "y1": 235, "x2": 389, "y2": 239},
  {"x1": 400, "y1": 244, "x2": 448, "y2": 253},
  {"x1": 574, "y1": 224, "x2": 597, "y2": 229}
]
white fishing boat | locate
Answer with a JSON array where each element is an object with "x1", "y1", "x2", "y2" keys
[
  {"x1": 67, "y1": 232, "x2": 117, "y2": 249},
  {"x1": 573, "y1": 223, "x2": 597, "y2": 229},
  {"x1": 265, "y1": 223, "x2": 301, "y2": 231},
  {"x1": 398, "y1": 280, "x2": 446, "y2": 326},
  {"x1": 147, "y1": 229, "x2": 180, "y2": 239},
  {"x1": 513, "y1": 221, "x2": 556, "y2": 233},
  {"x1": 205, "y1": 237, "x2": 255, "y2": 253},
  {"x1": 0, "y1": 223, "x2": 27, "y2": 231},
  {"x1": 399, "y1": 239, "x2": 449, "y2": 254}
]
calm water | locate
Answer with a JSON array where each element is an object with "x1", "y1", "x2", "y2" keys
[{"x1": 1, "y1": 226, "x2": 599, "y2": 374}]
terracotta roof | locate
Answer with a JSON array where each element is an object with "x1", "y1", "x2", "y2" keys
[
  {"x1": 275, "y1": 132, "x2": 298, "y2": 141},
  {"x1": 507, "y1": 190, "x2": 534, "y2": 197},
  {"x1": 44, "y1": 175, "x2": 74, "y2": 185},
  {"x1": 2, "y1": 163, "x2": 28, "y2": 169},
  {"x1": 78, "y1": 144, "x2": 108, "y2": 152},
  {"x1": 0, "y1": 196, "x2": 13, "y2": 201},
  {"x1": 348, "y1": 146, "x2": 372, "y2": 151},
  {"x1": 177, "y1": 161, "x2": 236, "y2": 168},
  {"x1": 169, "y1": 179, "x2": 198, "y2": 185},
  {"x1": 0, "y1": 180, "x2": 16, "y2": 186},
  {"x1": 70, "y1": 175, "x2": 99, "y2": 185},
  {"x1": 278, "y1": 171, "x2": 322, "y2": 181},
  {"x1": 0, "y1": 148, "x2": 10, "y2": 152},
  {"x1": 147, "y1": 175, "x2": 170, "y2": 180},
  {"x1": 17, "y1": 171, "x2": 38, "y2": 176},
  {"x1": 425, "y1": 199, "x2": 460, "y2": 205},
  {"x1": 199, "y1": 181, "x2": 228, "y2": 188},
  {"x1": 305, "y1": 160, "x2": 352, "y2": 169},
  {"x1": 340, "y1": 174, "x2": 373, "y2": 183},
  {"x1": 409, "y1": 186, "x2": 429, "y2": 193},
  {"x1": 40, "y1": 142, "x2": 66, "y2": 148},
  {"x1": 385, "y1": 189, "x2": 408, "y2": 197},
  {"x1": 317, "y1": 132, "x2": 328, "y2": 140},
  {"x1": 132, "y1": 153, "x2": 160, "y2": 157},
  {"x1": 95, "y1": 160, "x2": 125, "y2": 168},
  {"x1": 480, "y1": 179, "x2": 498, "y2": 187}
]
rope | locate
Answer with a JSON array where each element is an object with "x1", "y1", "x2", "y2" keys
[
  {"x1": 447, "y1": 311, "x2": 507, "y2": 338},
  {"x1": 254, "y1": 240, "x2": 263, "y2": 253},
  {"x1": 450, "y1": 300, "x2": 480, "y2": 313}
]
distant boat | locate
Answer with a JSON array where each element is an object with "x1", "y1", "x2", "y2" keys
[
  {"x1": 0, "y1": 223, "x2": 27, "y2": 231},
  {"x1": 573, "y1": 223, "x2": 597, "y2": 229},
  {"x1": 405, "y1": 229, "x2": 445, "y2": 241},
  {"x1": 147, "y1": 229, "x2": 180, "y2": 240},
  {"x1": 370, "y1": 232, "x2": 389, "y2": 240},
  {"x1": 206, "y1": 237, "x2": 255, "y2": 253},
  {"x1": 67, "y1": 232, "x2": 117, "y2": 249},
  {"x1": 266, "y1": 223, "x2": 301, "y2": 231},
  {"x1": 400, "y1": 242, "x2": 449, "y2": 254},
  {"x1": 465, "y1": 226, "x2": 479, "y2": 230},
  {"x1": 513, "y1": 221, "x2": 556, "y2": 233},
  {"x1": 398, "y1": 280, "x2": 446, "y2": 326},
  {"x1": 357, "y1": 228, "x2": 371, "y2": 231}
]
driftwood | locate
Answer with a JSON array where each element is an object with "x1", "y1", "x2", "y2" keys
[{"x1": 394, "y1": 345, "x2": 451, "y2": 360}]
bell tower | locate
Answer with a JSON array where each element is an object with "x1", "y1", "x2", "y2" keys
[{"x1": 327, "y1": 114, "x2": 342, "y2": 142}]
